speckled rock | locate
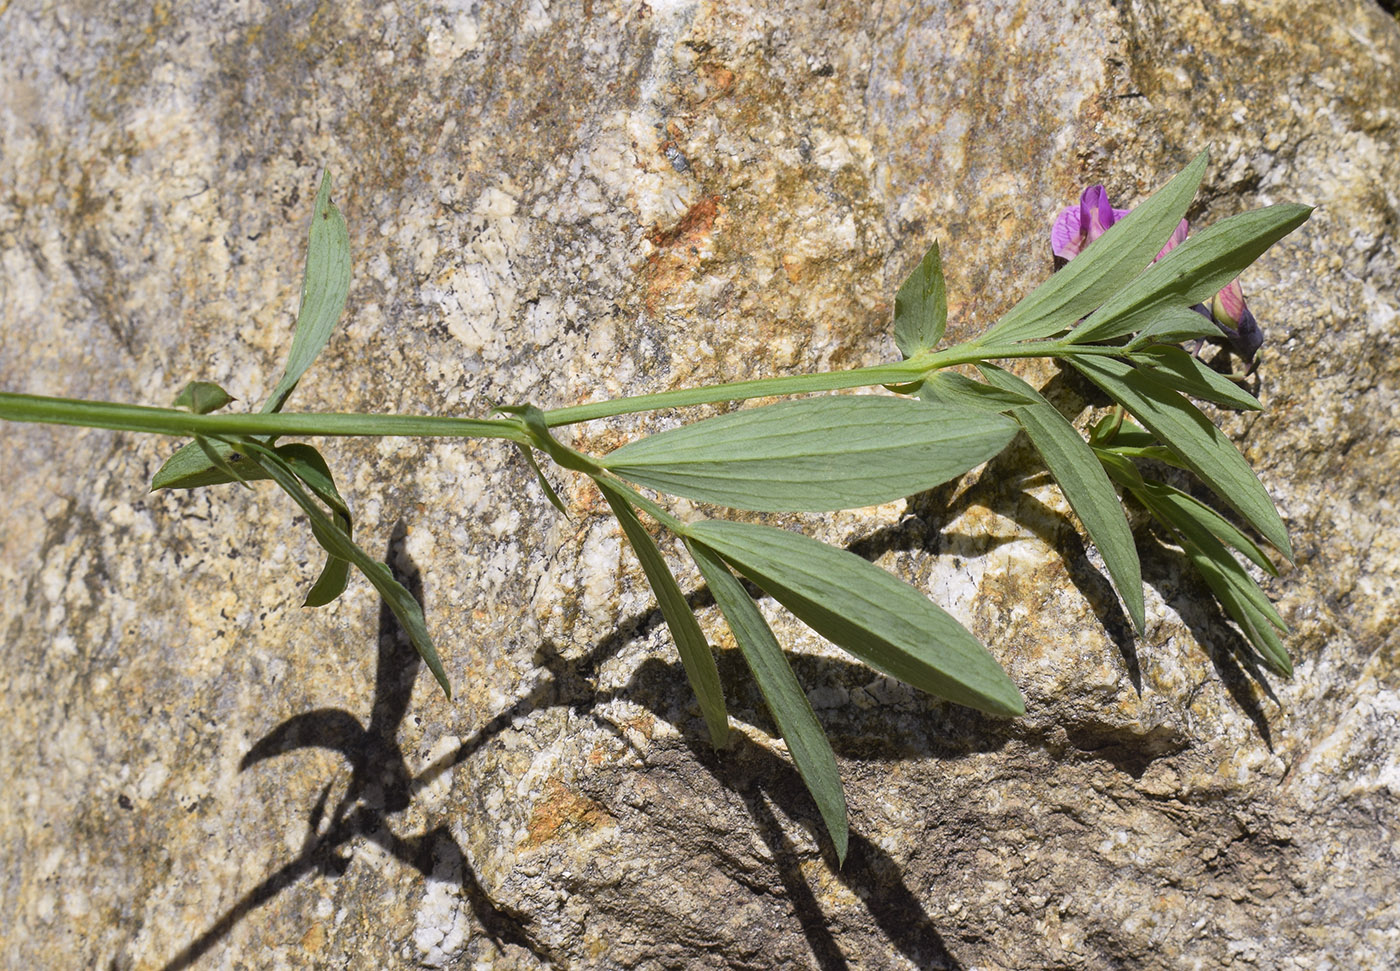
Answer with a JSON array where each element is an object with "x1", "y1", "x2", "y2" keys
[{"x1": 2, "y1": 1, "x2": 1398, "y2": 968}]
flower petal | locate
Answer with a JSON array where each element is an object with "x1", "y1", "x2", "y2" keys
[
  {"x1": 1051, "y1": 204, "x2": 1085, "y2": 261},
  {"x1": 1155, "y1": 218, "x2": 1190, "y2": 261}
]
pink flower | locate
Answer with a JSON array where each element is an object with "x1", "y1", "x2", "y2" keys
[
  {"x1": 1051, "y1": 184, "x2": 1261, "y2": 372},
  {"x1": 1051, "y1": 185, "x2": 1187, "y2": 267},
  {"x1": 1208, "y1": 278, "x2": 1263, "y2": 373}
]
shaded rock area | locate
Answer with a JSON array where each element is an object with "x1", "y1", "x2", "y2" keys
[{"x1": 2, "y1": 0, "x2": 1398, "y2": 967}]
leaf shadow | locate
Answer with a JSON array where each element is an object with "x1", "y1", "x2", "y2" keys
[
  {"x1": 161, "y1": 522, "x2": 551, "y2": 970},
  {"x1": 679, "y1": 731, "x2": 967, "y2": 971},
  {"x1": 1137, "y1": 532, "x2": 1279, "y2": 748}
]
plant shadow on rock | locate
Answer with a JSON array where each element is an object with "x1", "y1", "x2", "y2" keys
[
  {"x1": 675, "y1": 731, "x2": 969, "y2": 971},
  {"x1": 161, "y1": 522, "x2": 549, "y2": 970},
  {"x1": 161, "y1": 524, "x2": 1001, "y2": 968},
  {"x1": 163, "y1": 370, "x2": 1279, "y2": 965}
]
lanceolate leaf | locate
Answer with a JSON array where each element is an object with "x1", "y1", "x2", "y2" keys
[
  {"x1": 601, "y1": 396, "x2": 1017, "y2": 512},
  {"x1": 979, "y1": 151, "x2": 1208, "y2": 346},
  {"x1": 687, "y1": 520, "x2": 1024, "y2": 717},
  {"x1": 1130, "y1": 345, "x2": 1261, "y2": 411},
  {"x1": 151, "y1": 438, "x2": 264, "y2": 490},
  {"x1": 1071, "y1": 203, "x2": 1313, "y2": 344},
  {"x1": 152, "y1": 171, "x2": 352, "y2": 490},
  {"x1": 514, "y1": 443, "x2": 570, "y2": 517},
  {"x1": 978, "y1": 364, "x2": 1144, "y2": 631},
  {"x1": 1132, "y1": 480, "x2": 1290, "y2": 675},
  {"x1": 596, "y1": 479, "x2": 729, "y2": 747},
  {"x1": 274, "y1": 443, "x2": 354, "y2": 606},
  {"x1": 893, "y1": 241, "x2": 948, "y2": 358},
  {"x1": 685, "y1": 538, "x2": 848, "y2": 862},
  {"x1": 1071, "y1": 355, "x2": 1292, "y2": 560},
  {"x1": 916, "y1": 371, "x2": 1036, "y2": 412},
  {"x1": 1129, "y1": 477, "x2": 1278, "y2": 576},
  {"x1": 264, "y1": 171, "x2": 353, "y2": 414},
  {"x1": 236, "y1": 439, "x2": 452, "y2": 698},
  {"x1": 1124, "y1": 307, "x2": 1223, "y2": 348}
]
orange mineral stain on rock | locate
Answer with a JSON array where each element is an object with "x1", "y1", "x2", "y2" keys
[
  {"x1": 300, "y1": 921, "x2": 327, "y2": 953},
  {"x1": 524, "y1": 778, "x2": 612, "y2": 848},
  {"x1": 642, "y1": 195, "x2": 723, "y2": 315}
]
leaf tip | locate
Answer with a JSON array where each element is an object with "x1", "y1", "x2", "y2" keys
[{"x1": 832, "y1": 827, "x2": 850, "y2": 867}]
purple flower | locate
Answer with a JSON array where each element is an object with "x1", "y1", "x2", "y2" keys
[
  {"x1": 1051, "y1": 185, "x2": 1130, "y2": 265},
  {"x1": 1208, "y1": 279, "x2": 1264, "y2": 374},
  {"x1": 1051, "y1": 183, "x2": 1262, "y2": 373}
]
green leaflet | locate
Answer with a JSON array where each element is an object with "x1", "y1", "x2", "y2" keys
[
  {"x1": 687, "y1": 519, "x2": 1024, "y2": 718},
  {"x1": 152, "y1": 170, "x2": 351, "y2": 491},
  {"x1": 1131, "y1": 479, "x2": 1290, "y2": 675},
  {"x1": 514, "y1": 443, "x2": 570, "y2": 517},
  {"x1": 1124, "y1": 307, "x2": 1224, "y2": 348},
  {"x1": 1124, "y1": 475, "x2": 1279, "y2": 577},
  {"x1": 174, "y1": 381, "x2": 235, "y2": 414},
  {"x1": 1071, "y1": 355, "x2": 1292, "y2": 560},
  {"x1": 685, "y1": 538, "x2": 848, "y2": 863},
  {"x1": 1070, "y1": 203, "x2": 1313, "y2": 344},
  {"x1": 978, "y1": 151, "x2": 1207, "y2": 346},
  {"x1": 152, "y1": 438, "x2": 262, "y2": 490},
  {"x1": 915, "y1": 371, "x2": 1036, "y2": 412},
  {"x1": 596, "y1": 479, "x2": 729, "y2": 747},
  {"x1": 893, "y1": 241, "x2": 948, "y2": 358},
  {"x1": 1129, "y1": 345, "x2": 1261, "y2": 411},
  {"x1": 601, "y1": 396, "x2": 1017, "y2": 512},
  {"x1": 264, "y1": 171, "x2": 353, "y2": 414},
  {"x1": 235, "y1": 439, "x2": 451, "y2": 697},
  {"x1": 977, "y1": 364, "x2": 1144, "y2": 632},
  {"x1": 274, "y1": 443, "x2": 355, "y2": 606}
]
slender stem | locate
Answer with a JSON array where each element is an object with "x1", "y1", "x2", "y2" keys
[
  {"x1": 539, "y1": 340, "x2": 1122, "y2": 427},
  {"x1": 0, "y1": 393, "x2": 530, "y2": 444},
  {"x1": 540, "y1": 360, "x2": 925, "y2": 427},
  {"x1": 0, "y1": 340, "x2": 1124, "y2": 442}
]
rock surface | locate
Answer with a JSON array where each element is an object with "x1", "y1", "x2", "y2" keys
[{"x1": 2, "y1": 1, "x2": 1398, "y2": 968}]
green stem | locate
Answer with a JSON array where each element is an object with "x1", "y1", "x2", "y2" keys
[
  {"x1": 0, "y1": 340, "x2": 1121, "y2": 441},
  {"x1": 0, "y1": 392, "x2": 530, "y2": 444},
  {"x1": 539, "y1": 339, "x2": 1120, "y2": 426}
]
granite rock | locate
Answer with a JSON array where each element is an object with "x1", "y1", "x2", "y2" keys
[{"x1": 2, "y1": 0, "x2": 1398, "y2": 968}]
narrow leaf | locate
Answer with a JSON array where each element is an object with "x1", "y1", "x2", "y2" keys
[
  {"x1": 152, "y1": 171, "x2": 352, "y2": 489},
  {"x1": 264, "y1": 171, "x2": 353, "y2": 414},
  {"x1": 1071, "y1": 203, "x2": 1313, "y2": 343},
  {"x1": 916, "y1": 371, "x2": 1037, "y2": 412},
  {"x1": 275, "y1": 443, "x2": 354, "y2": 606},
  {"x1": 514, "y1": 443, "x2": 570, "y2": 517},
  {"x1": 685, "y1": 538, "x2": 848, "y2": 862},
  {"x1": 236, "y1": 440, "x2": 451, "y2": 698},
  {"x1": 596, "y1": 479, "x2": 729, "y2": 747},
  {"x1": 687, "y1": 520, "x2": 1024, "y2": 717},
  {"x1": 1132, "y1": 480, "x2": 1286, "y2": 631},
  {"x1": 1234, "y1": 596, "x2": 1293, "y2": 677},
  {"x1": 893, "y1": 241, "x2": 948, "y2": 357},
  {"x1": 1124, "y1": 306, "x2": 1224, "y2": 348},
  {"x1": 978, "y1": 364, "x2": 1144, "y2": 631},
  {"x1": 152, "y1": 438, "x2": 267, "y2": 490},
  {"x1": 1072, "y1": 355, "x2": 1292, "y2": 559},
  {"x1": 1130, "y1": 345, "x2": 1261, "y2": 411},
  {"x1": 1129, "y1": 477, "x2": 1278, "y2": 576},
  {"x1": 174, "y1": 381, "x2": 235, "y2": 414},
  {"x1": 980, "y1": 151, "x2": 1208, "y2": 345},
  {"x1": 1132, "y1": 481, "x2": 1290, "y2": 675},
  {"x1": 602, "y1": 396, "x2": 1017, "y2": 512}
]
